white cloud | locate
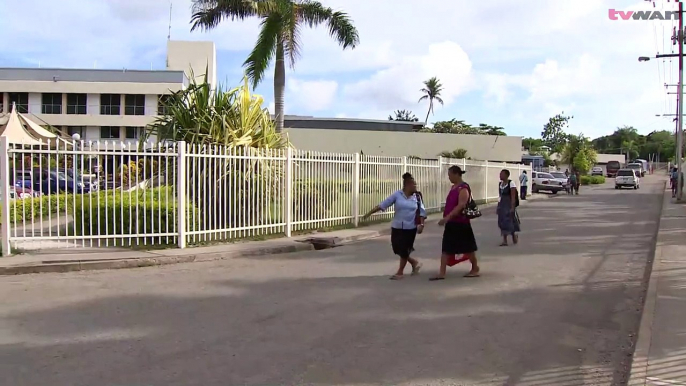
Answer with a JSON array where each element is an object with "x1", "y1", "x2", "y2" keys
[
  {"x1": 342, "y1": 41, "x2": 473, "y2": 111},
  {"x1": 287, "y1": 79, "x2": 338, "y2": 111}
]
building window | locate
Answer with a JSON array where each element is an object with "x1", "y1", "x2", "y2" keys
[
  {"x1": 158, "y1": 94, "x2": 172, "y2": 115},
  {"x1": 67, "y1": 126, "x2": 85, "y2": 138},
  {"x1": 125, "y1": 126, "x2": 143, "y2": 139},
  {"x1": 100, "y1": 94, "x2": 121, "y2": 115},
  {"x1": 8, "y1": 92, "x2": 29, "y2": 113},
  {"x1": 66, "y1": 93, "x2": 87, "y2": 115},
  {"x1": 41, "y1": 93, "x2": 62, "y2": 114},
  {"x1": 100, "y1": 126, "x2": 120, "y2": 139},
  {"x1": 124, "y1": 94, "x2": 145, "y2": 116},
  {"x1": 0, "y1": 93, "x2": 3, "y2": 111}
]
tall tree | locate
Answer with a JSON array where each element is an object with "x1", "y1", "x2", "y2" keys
[
  {"x1": 562, "y1": 134, "x2": 596, "y2": 174},
  {"x1": 420, "y1": 119, "x2": 477, "y2": 134},
  {"x1": 191, "y1": 0, "x2": 360, "y2": 133},
  {"x1": 388, "y1": 109, "x2": 419, "y2": 122},
  {"x1": 476, "y1": 123, "x2": 506, "y2": 136},
  {"x1": 418, "y1": 77, "x2": 444, "y2": 125},
  {"x1": 541, "y1": 112, "x2": 573, "y2": 154}
]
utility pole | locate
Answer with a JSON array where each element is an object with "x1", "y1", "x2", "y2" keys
[{"x1": 678, "y1": 0, "x2": 684, "y2": 200}]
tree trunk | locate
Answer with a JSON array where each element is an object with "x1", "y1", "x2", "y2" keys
[
  {"x1": 424, "y1": 100, "x2": 432, "y2": 126},
  {"x1": 274, "y1": 40, "x2": 286, "y2": 133}
]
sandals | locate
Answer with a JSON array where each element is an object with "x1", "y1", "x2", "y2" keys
[
  {"x1": 389, "y1": 275, "x2": 404, "y2": 280},
  {"x1": 464, "y1": 267, "x2": 480, "y2": 278},
  {"x1": 499, "y1": 243, "x2": 508, "y2": 247},
  {"x1": 429, "y1": 276, "x2": 445, "y2": 281}
]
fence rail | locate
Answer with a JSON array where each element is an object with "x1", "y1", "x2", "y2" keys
[{"x1": 0, "y1": 138, "x2": 531, "y2": 253}]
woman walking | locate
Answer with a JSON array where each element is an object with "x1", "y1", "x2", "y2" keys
[
  {"x1": 363, "y1": 172, "x2": 427, "y2": 280},
  {"x1": 430, "y1": 165, "x2": 479, "y2": 281},
  {"x1": 497, "y1": 169, "x2": 520, "y2": 246}
]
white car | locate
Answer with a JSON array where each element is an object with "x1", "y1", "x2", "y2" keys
[
  {"x1": 626, "y1": 163, "x2": 644, "y2": 178},
  {"x1": 531, "y1": 171, "x2": 565, "y2": 194},
  {"x1": 615, "y1": 169, "x2": 640, "y2": 189},
  {"x1": 591, "y1": 167, "x2": 603, "y2": 176}
]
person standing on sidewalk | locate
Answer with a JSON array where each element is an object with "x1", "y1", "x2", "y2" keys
[
  {"x1": 497, "y1": 169, "x2": 520, "y2": 246},
  {"x1": 430, "y1": 166, "x2": 479, "y2": 281},
  {"x1": 519, "y1": 170, "x2": 528, "y2": 200},
  {"x1": 363, "y1": 172, "x2": 427, "y2": 280}
]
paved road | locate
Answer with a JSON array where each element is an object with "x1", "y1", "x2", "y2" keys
[{"x1": 0, "y1": 177, "x2": 665, "y2": 386}]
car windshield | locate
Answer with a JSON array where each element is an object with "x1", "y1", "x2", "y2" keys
[
  {"x1": 608, "y1": 161, "x2": 620, "y2": 168},
  {"x1": 593, "y1": 167, "x2": 602, "y2": 170},
  {"x1": 618, "y1": 170, "x2": 634, "y2": 176},
  {"x1": 539, "y1": 173, "x2": 554, "y2": 179},
  {"x1": 551, "y1": 172, "x2": 566, "y2": 178},
  {"x1": 627, "y1": 164, "x2": 640, "y2": 169}
]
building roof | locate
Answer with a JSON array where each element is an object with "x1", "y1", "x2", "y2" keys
[{"x1": 0, "y1": 68, "x2": 187, "y2": 84}]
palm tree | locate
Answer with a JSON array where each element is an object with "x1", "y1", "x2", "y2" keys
[
  {"x1": 418, "y1": 77, "x2": 444, "y2": 125},
  {"x1": 476, "y1": 123, "x2": 506, "y2": 136},
  {"x1": 388, "y1": 109, "x2": 418, "y2": 122},
  {"x1": 191, "y1": 0, "x2": 360, "y2": 133}
]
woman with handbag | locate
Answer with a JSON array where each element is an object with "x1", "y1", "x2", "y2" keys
[
  {"x1": 497, "y1": 169, "x2": 520, "y2": 246},
  {"x1": 431, "y1": 165, "x2": 480, "y2": 281},
  {"x1": 363, "y1": 172, "x2": 427, "y2": 280}
]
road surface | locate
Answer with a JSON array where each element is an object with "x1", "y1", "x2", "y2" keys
[{"x1": 0, "y1": 178, "x2": 665, "y2": 386}]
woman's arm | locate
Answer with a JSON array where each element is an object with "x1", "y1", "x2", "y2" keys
[
  {"x1": 363, "y1": 192, "x2": 396, "y2": 219},
  {"x1": 510, "y1": 183, "x2": 517, "y2": 211}
]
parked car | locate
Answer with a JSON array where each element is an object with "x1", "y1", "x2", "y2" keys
[
  {"x1": 531, "y1": 171, "x2": 565, "y2": 194},
  {"x1": 549, "y1": 171, "x2": 571, "y2": 192},
  {"x1": 615, "y1": 169, "x2": 640, "y2": 189},
  {"x1": 606, "y1": 161, "x2": 621, "y2": 177},
  {"x1": 38, "y1": 170, "x2": 94, "y2": 195},
  {"x1": 626, "y1": 163, "x2": 644, "y2": 178},
  {"x1": 591, "y1": 166, "x2": 603, "y2": 176}
]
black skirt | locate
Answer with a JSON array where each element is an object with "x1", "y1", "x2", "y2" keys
[
  {"x1": 390, "y1": 228, "x2": 417, "y2": 258},
  {"x1": 442, "y1": 222, "x2": 478, "y2": 254}
]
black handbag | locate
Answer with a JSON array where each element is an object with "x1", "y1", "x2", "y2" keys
[{"x1": 462, "y1": 184, "x2": 482, "y2": 219}]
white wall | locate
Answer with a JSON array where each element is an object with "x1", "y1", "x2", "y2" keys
[
  {"x1": 284, "y1": 128, "x2": 523, "y2": 162},
  {"x1": 167, "y1": 40, "x2": 216, "y2": 89}
]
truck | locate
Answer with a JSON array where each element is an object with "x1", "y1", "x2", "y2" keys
[{"x1": 606, "y1": 161, "x2": 621, "y2": 178}]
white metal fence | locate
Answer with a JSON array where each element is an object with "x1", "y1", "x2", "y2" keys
[{"x1": 0, "y1": 138, "x2": 531, "y2": 253}]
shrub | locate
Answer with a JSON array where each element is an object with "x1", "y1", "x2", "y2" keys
[
  {"x1": 580, "y1": 175, "x2": 606, "y2": 185},
  {"x1": 4, "y1": 194, "x2": 74, "y2": 223},
  {"x1": 73, "y1": 187, "x2": 197, "y2": 243}
]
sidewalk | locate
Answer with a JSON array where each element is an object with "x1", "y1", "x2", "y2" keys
[
  {"x1": 0, "y1": 193, "x2": 552, "y2": 275},
  {"x1": 629, "y1": 187, "x2": 686, "y2": 385}
]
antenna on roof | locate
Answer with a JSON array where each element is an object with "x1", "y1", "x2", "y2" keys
[{"x1": 167, "y1": 1, "x2": 173, "y2": 40}]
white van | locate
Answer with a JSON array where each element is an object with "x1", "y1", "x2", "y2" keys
[{"x1": 634, "y1": 159, "x2": 648, "y2": 176}]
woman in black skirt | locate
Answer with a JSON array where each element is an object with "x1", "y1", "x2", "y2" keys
[
  {"x1": 363, "y1": 173, "x2": 427, "y2": 280},
  {"x1": 430, "y1": 165, "x2": 479, "y2": 281}
]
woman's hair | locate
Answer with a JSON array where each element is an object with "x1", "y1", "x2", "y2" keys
[
  {"x1": 402, "y1": 172, "x2": 414, "y2": 186},
  {"x1": 501, "y1": 169, "x2": 511, "y2": 177}
]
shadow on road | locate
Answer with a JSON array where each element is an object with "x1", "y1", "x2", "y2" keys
[{"x1": 0, "y1": 180, "x2": 668, "y2": 386}]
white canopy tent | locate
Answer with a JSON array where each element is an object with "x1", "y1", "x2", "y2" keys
[{"x1": 0, "y1": 103, "x2": 60, "y2": 146}]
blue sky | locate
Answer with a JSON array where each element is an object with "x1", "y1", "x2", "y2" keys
[{"x1": 0, "y1": 0, "x2": 679, "y2": 138}]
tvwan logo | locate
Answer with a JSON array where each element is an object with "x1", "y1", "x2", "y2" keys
[{"x1": 608, "y1": 9, "x2": 680, "y2": 20}]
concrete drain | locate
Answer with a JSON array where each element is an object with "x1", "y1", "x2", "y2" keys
[{"x1": 298, "y1": 237, "x2": 344, "y2": 250}]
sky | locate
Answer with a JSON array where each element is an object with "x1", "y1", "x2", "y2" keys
[{"x1": 0, "y1": 0, "x2": 681, "y2": 139}]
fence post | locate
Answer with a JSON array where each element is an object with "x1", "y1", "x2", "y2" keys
[
  {"x1": 353, "y1": 153, "x2": 361, "y2": 227},
  {"x1": 176, "y1": 141, "x2": 187, "y2": 249},
  {"x1": 0, "y1": 137, "x2": 10, "y2": 256},
  {"x1": 284, "y1": 147, "x2": 293, "y2": 237},
  {"x1": 437, "y1": 156, "x2": 444, "y2": 210},
  {"x1": 401, "y1": 156, "x2": 408, "y2": 174},
  {"x1": 483, "y1": 160, "x2": 488, "y2": 201}
]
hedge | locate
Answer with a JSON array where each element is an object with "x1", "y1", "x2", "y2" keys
[
  {"x1": 3, "y1": 194, "x2": 75, "y2": 223},
  {"x1": 580, "y1": 175, "x2": 606, "y2": 185}
]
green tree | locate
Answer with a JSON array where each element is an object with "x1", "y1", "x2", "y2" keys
[
  {"x1": 573, "y1": 148, "x2": 597, "y2": 174},
  {"x1": 562, "y1": 134, "x2": 596, "y2": 174},
  {"x1": 621, "y1": 139, "x2": 639, "y2": 161},
  {"x1": 418, "y1": 77, "x2": 444, "y2": 125},
  {"x1": 523, "y1": 137, "x2": 545, "y2": 153},
  {"x1": 541, "y1": 112, "x2": 573, "y2": 154},
  {"x1": 420, "y1": 119, "x2": 472, "y2": 134},
  {"x1": 438, "y1": 148, "x2": 468, "y2": 159},
  {"x1": 388, "y1": 109, "x2": 419, "y2": 122},
  {"x1": 191, "y1": 0, "x2": 360, "y2": 133},
  {"x1": 476, "y1": 123, "x2": 506, "y2": 136}
]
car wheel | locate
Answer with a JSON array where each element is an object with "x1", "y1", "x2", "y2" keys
[
  {"x1": 532, "y1": 185, "x2": 538, "y2": 193},
  {"x1": 615, "y1": 186, "x2": 619, "y2": 189},
  {"x1": 552, "y1": 190, "x2": 558, "y2": 195},
  {"x1": 634, "y1": 185, "x2": 638, "y2": 190}
]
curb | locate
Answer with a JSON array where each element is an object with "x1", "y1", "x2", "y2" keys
[
  {"x1": 627, "y1": 181, "x2": 667, "y2": 385},
  {"x1": 0, "y1": 193, "x2": 552, "y2": 276}
]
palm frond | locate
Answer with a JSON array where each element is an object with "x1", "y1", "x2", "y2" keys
[
  {"x1": 244, "y1": 14, "x2": 281, "y2": 88},
  {"x1": 418, "y1": 95, "x2": 428, "y2": 103},
  {"x1": 190, "y1": 0, "x2": 262, "y2": 31},
  {"x1": 435, "y1": 96, "x2": 444, "y2": 105},
  {"x1": 282, "y1": 2, "x2": 301, "y2": 68},
  {"x1": 297, "y1": 1, "x2": 359, "y2": 49}
]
